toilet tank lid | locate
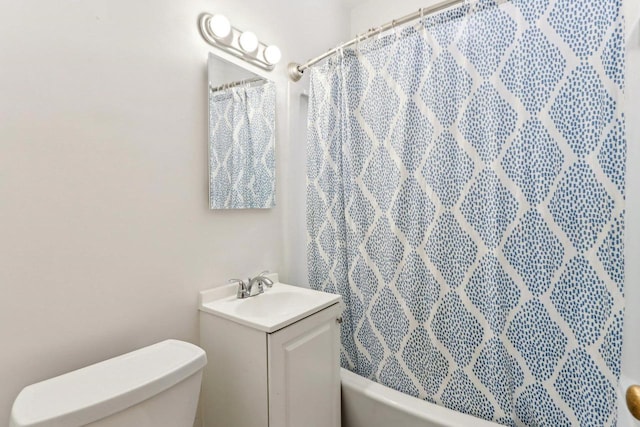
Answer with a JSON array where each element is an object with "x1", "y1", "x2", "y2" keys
[{"x1": 10, "y1": 339, "x2": 207, "y2": 427}]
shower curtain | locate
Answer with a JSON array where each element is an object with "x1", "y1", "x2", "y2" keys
[
  {"x1": 306, "y1": 0, "x2": 626, "y2": 425},
  {"x1": 209, "y1": 81, "x2": 276, "y2": 209}
]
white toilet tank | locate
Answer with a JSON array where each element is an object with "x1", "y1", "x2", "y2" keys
[{"x1": 10, "y1": 339, "x2": 207, "y2": 427}]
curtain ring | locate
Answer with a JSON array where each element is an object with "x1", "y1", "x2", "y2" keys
[
  {"x1": 419, "y1": 7, "x2": 428, "y2": 37},
  {"x1": 465, "y1": 0, "x2": 477, "y2": 15},
  {"x1": 375, "y1": 25, "x2": 383, "y2": 42},
  {"x1": 336, "y1": 45, "x2": 347, "y2": 91},
  {"x1": 329, "y1": 43, "x2": 343, "y2": 68}
]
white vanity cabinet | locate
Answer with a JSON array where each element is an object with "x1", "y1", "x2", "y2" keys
[{"x1": 199, "y1": 279, "x2": 342, "y2": 427}]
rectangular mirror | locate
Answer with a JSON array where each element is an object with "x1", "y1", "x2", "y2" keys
[{"x1": 208, "y1": 53, "x2": 276, "y2": 209}]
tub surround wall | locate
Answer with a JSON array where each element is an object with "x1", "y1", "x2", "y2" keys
[{"x1": 0, "y1": 0, "x2": 348, "y2": 423}]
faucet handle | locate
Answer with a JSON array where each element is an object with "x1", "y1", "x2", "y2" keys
[
  {"x1": 230, "y1": 279, "x2": 248, "y2": 299},
  {"x1": 255, "y1": 271, "x2": 274, "y2": 288}
]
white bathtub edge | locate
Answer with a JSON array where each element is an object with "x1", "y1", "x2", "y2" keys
[{"x1": 341, "y1": 368, "x2": 501, "y2": 427}]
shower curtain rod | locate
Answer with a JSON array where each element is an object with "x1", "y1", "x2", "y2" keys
[
  {"x1": 209, "y1": 76, "x2": 268, "y2": 93},
  {"x1": 288, "y1": 0, "x2": 464, "y2": 82}
]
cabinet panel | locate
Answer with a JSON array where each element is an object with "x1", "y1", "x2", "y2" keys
[
  {"x1": 200, "y1": 313, "x2": 269, "y2": 427},
  {"x1": 268, "y1": 304, "x2": 341, "y2": 427}
]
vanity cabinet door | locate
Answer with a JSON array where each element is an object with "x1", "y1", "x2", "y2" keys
[{"x1": 267, "y1": 304, "x2": 341, "y2": 427}]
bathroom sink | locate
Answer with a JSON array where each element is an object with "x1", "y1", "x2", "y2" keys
[
  {"x1": 234, "y1": 291, "x2": 321, "y2": 318},
  {"x1": 199, "y1": 274, "x2": 342, "y2": 333}
]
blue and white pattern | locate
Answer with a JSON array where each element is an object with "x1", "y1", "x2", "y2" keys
[
  {"x1": 209, "y1": 81, "x2": 275, "y2": 209},
  {"x1": 306, "y1": 0, "x2": 626, "y2": 425}
]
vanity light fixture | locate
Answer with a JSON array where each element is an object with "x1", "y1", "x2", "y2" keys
[{"x1": 198, "y1": 13, "x2": 281, "y2": 71}]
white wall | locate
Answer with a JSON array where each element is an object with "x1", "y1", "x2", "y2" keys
[
  {"x1": 0, "y1": 0, "x2": 348, "y2": 423},
  {"x1": 349, "y1": 0, "x2": 427, "y2": 35}
]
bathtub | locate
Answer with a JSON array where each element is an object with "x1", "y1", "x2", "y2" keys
[{"x1": 341, "y1": 368, "x2": 500, "y2": 427}]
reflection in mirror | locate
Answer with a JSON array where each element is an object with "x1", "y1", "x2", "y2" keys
[{"x1": 208, "y1": 53, "x2": 276, "y2": 209}]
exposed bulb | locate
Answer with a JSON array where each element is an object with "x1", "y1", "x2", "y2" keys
[
  {"x1": 263, "y1": 45, "x2": 282, "y2": 65},
  {"x1": 239, "y1": 31, "x2": 259, "y2": 53},
  {"x1": 209, "y1": 14, "x2": 231, "y2": 39}
]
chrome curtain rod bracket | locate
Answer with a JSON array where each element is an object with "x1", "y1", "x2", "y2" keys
[
  {"x1": 288, "y1": 0, "x2": 467, "y2": 82},
  {"x1": 288, "y1": 63, "x2": 304, "y2": 82}
]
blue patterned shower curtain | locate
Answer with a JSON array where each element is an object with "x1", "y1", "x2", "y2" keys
[{"x1": 306, "y1": 0, "x2": 626, "y2": 425}]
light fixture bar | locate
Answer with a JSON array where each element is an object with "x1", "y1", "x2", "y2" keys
[{"x1": 198, "y1": 13, "x2": 281, "y2": 71}]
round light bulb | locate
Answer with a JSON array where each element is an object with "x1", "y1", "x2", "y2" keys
[
  {"x1": 239, "y1": 31, "x2": 259, "y2": 53},
  {"x1": 263, "y1": 45, "x2": 282, "y2": 65},
  {"x1": 208, "y1": 14, "x2": 231, "y2": 39}
]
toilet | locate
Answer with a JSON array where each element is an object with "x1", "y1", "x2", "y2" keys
[{"x1": 10, "y1": 339, "x2": 207, "y2": 427}]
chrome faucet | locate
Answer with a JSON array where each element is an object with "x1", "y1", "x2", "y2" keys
[{"x1": 232, "y1": 271, "x2": 274, "y2": 299}]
